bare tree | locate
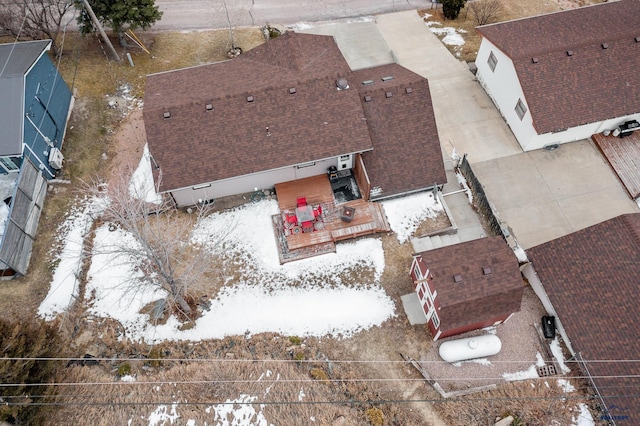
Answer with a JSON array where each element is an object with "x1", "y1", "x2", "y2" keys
[
  {"x1": 468, "y1": 0, "x2": 503, "y2": 26},
  {"x1": 89, "y1": 175, "x2": 227, "y2": 319},
  {"x1": 0, "y1": 0, "x2": 74, "y2": 57}
]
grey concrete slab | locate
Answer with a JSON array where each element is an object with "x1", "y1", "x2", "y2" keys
[
  {"x1": 401, "y1": 293, "x2": 427, "y2": 325},
  {"x1": 297, "y1": 20, "x2": 394, "y2": 70},
  {"x1": 473, "y1": 140, "x2": 638, "y2": 249}
]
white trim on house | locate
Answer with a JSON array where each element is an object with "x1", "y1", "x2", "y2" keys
[{"x1": 520, "y1": 262, "x2": 575, "y2": 355}]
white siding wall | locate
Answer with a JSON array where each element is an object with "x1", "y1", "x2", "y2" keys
[
  {"x1": 170, "y1": 157, "x2": 337, "y2": 207},
  {"x1": 476, "y1": 39, "x2": 537, "y2": 150}
]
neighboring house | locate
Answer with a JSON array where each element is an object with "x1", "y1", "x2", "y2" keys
[
  {"x1": 410, "y1": 237, "x2": 524, "y2": 341},
  {"x1": 0, "y1": 40, "x2": 73, "y2": 278},
  {"x1": 475, "y1": 0, "x2": 640, "y2": 151},
  {"x1": 143, "y1": 31, "x2": 445, "y2": 207},
  {"x1": 523, "y1": 213, "x2": 640, "y2": 423}
]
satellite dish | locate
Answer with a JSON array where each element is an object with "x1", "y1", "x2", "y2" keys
[{"x1": 612, "y1": 128, "x2": 621, "y2": 137}]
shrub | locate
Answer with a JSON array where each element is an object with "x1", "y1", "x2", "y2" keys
[
  {"x1": 117, "y1": 363, "x2": 132, "y2": 376},
  {"x1": 310, "y1": 367, "x2": 329, "y2": 382},
  {"x1": 288, "y1": 336, "x2": 301, "y2": 345},
  {"x1": 366, "y1": 407, "x2": 385, "y2": 426}
]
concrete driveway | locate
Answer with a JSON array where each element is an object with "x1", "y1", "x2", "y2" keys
[{"x1": 372, "y1": 11, "x2": 637, "y2": 248}]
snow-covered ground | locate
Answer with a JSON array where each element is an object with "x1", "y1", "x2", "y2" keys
[{"x1": 40, "y1": 144, "x2": 442, "y2": 345}]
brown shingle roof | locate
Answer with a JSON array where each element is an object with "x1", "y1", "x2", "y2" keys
[
  {"x1": 416, "y1": 237, "x2": 523, "y2": 332},
  {"x1": 352, "y1": 64, "x2": 446, "y2": 200},
  {"x1": 477, "y1": 0, "x2": 640, "y2": 134},
  {"x1": 144, "y1": 32, "x2": 373, "y2": 192},
  {"x1": 527, "y1": 213, "x2": 640, "y2": 420},
  {"x1": 144, "y1": 32, "x2": 446, "y2": 196}
]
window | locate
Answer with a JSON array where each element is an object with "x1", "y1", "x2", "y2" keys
[
  {"x1": 431, "y1": 312, "x2": 440, "y2": 329},
  {"x1": 0, "y1": 157, "x2": 20, "y2": 173},
  {"x1": 487, "y1": 51, "x2": 498, "y2": 72},
  {"x1": 413, "y1": 263, "x2": 422, "y2": 279},
  {"x1": 515, "y1": 99, "x2": 528, "y2": 120}
]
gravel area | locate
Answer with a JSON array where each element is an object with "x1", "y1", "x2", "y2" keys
[{"x1": 418, "y1": 286, "x2": 555, "y2": 394}]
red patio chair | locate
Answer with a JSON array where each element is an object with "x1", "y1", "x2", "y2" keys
[
  {"x1": 302, "y1": 221, "x2": 313, "y2": 232},
  {"x1": 297, "y1": 197, "x2": 307, "y2": 207},
  {"x1": 286, "y1": 213, "x2": 297, "y2": 224}
]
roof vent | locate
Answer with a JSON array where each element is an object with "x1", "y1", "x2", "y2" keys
[
  {"x1": 635, "y1": 36, "x2": 640, "y2": 43},
  {"x1": 453, "y1": 274, "x2": 463, "y2": 283},
  {"x1": 531, "y1": 57, "x2": 539, "y2": 64},
  {"x1": 601, "y1": 43, "x2": 608, "y2": 49},
  {"x1": 336, "y1": 78, "x2": 349, "y2": 90},
  {"x1": 364, "y1": 95, "x2": 372, "y2": 102},
  {"x1": 163, "y1": 111, "x2": 171, "y2": 119},
  {"x1": 362, "y1": 80, "x2": 375, "y2": 85},
  {"x1": 566, "y1": 50, "x2": 573, "y2": 56},
  {"x1": 482, "y1": 266, "x2": 492, "y2": 275},
  {"x1": 247, "y1": 95, "x2": 255, "y2": 102},
  {"x1": 385, "y1": 91, "x2": 393, "y2": 98},
  {"x1": 405, "y1": 87, "x2": 413, "y2": 94},
  {"x1": 381, "y1": 76, "x2": 394, "y2": 81},
  {"x1": 205, "y1": 104, "x2": 213, "y2": 111},
  {"x1": 289, "y1": 87, "x2": 297, "y2": 94}
]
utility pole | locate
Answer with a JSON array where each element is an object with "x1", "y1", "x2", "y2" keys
[{"x1": 80, "y1": 0, "x2": 121, "y2": 62}]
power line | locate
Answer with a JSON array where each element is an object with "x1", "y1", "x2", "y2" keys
[
  {"x1": 0, "y1": 374, "x2": 638, "y2": 388},
  {"x1": 2, "y1": 356, "x2": 639, "y2": 363},
  {"x1": 1, "y1": 393, "x2": 638, "y2": 408}
]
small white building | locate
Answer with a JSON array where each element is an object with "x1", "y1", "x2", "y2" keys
[{"x1": 475, "y1": 0, "x2": 640, "y2": 151}]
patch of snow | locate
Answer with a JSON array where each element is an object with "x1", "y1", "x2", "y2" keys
[
  {"x1": 451, "y1": 148, "x2": 461, "y2": 163},
  {"x1": 503, "y1": 364, "x2": 539, "y2": 381},
  {"x1": 549, "y1": 337, "x2": 571, "y2": 373},
  {"x1": 557, "y1": 378, "x2": 575, "y2": 393},
  {"x1": 121, "y1": 374, "x2": 136, "y2": 382},
  {"x1": 298, "y1": 387, "x2": 305, "y2": 402},
  {"x1": 147, "y1": 404, "x2": 179, "y2": 426},
  {"x1": 206, "y1": 394, "x2": 269, "y2": 426},
  {"x1": 381, "y1": 192, "x2": 443, "y2": 244},
  {"x1": 288, "y1": 21, "x2": 314, "y2": 30},
  {"x1": 424, "y1": 23, "x2": 466, "y2": 46},
  {"x1": 455, "y1": 171, "x2": 473, "y2": 204},
  {"x1": 572, "y1": 403, "x2": 595, "y2": 426},
  {"x1": 38, "y1": 196, "x2": 108, "y2": 320},
  {"x1": 536, "y1": 352, "x2": 546, "y2": 367},
  {"x1": 513, "y1": 245, "x2": 528, "y2": 263},
  {"x1": 129, "y1": 143, "x2": 162, "y2": 204},
  {"x1": 0, "y1": 173, "x2": 16, "y2": 239}
]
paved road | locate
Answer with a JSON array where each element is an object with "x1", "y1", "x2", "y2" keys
[{"x1": 151, "y1": 0, "x2": 434, "y2": 30}]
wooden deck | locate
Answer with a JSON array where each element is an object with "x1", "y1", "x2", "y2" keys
[
  {"x1": 592, "y1": 132, "x2": 640, "y2": 199},
  {"x1": 273, "y1": 175, "x2": 391, "y2": 262}
]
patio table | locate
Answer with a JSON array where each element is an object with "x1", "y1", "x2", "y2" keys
[{"x1": 295, "y1": 205, "x2": 315, "y2": 223}]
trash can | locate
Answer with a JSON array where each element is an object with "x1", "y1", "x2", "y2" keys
[{"x1": 542, "y1": 316, "x2": 556, "y2": 339}]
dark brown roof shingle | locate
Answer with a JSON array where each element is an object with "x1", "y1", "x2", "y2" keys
[
  {"x1": 477, "y1": 0, "x2": 640, "y2": 134},
  {"x1": 353, "y1": 64, "x2": 446, "y2": 199},
  {"x1": 527, "y1": 213, "x2": 640, "y2": 420},
  {"x1": 144, "y1": 32, "x2": 446, "y2": 196},
  {"x1": 416, "y1": 237, "x2": 524, "y2": 332}
]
